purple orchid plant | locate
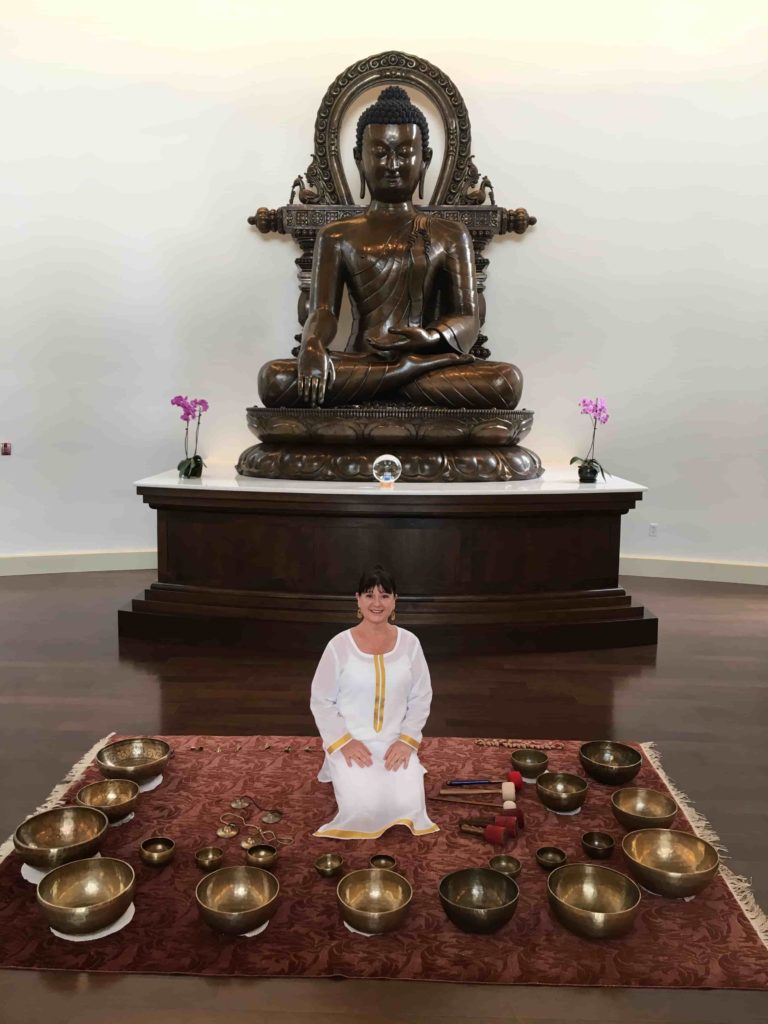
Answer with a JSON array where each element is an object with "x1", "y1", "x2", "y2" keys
[
  {"x1": 571, "y1": 397, "x2": 609, "y2": 481},
  {"x1": 171, "y1": 395, "x2": 209, "y2": 478}
]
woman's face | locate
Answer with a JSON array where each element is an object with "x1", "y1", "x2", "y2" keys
[{"x1": 356, "y1": 585, "x2": 396, "y2": 625}]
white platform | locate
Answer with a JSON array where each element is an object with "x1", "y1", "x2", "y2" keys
[{"x1": 135, "y1": 467, "x2": 646, "y2": 499}]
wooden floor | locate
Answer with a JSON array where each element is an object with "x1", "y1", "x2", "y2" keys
[{"x1": 1, "y1": 570, "x2": 766, "y2": 1023}]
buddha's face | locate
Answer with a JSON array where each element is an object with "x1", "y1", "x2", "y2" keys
[{"x1": 361, "y1": 123, "x2": 425, "y2": 202}]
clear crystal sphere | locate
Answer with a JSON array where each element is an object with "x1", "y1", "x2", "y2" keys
[{"x1": 372, "y1": 453, "x2": 403, "y2": 485}]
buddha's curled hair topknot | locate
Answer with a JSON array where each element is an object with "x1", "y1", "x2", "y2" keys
[{"x1": 355, "y1": 86, "x2": 430, "y2": 157}]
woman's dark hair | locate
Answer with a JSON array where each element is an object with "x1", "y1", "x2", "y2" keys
[{"x1": 357, "y1": 564, "x2": 397, "y2": 596}]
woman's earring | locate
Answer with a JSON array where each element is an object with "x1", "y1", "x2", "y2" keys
[
  {"x1": 356, "y1": 608, "x2": 363, "y2": 620},
  {"x1": 389, "y1": 610, "x2": 397, "y2": 624}
]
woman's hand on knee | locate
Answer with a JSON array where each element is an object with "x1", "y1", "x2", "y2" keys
[
  {"x1": 384, "y1": 740, "x2": 413, "y2": 772},
  {"x1": 341, "y1": 739, "x2": 373, "y2": 768}
]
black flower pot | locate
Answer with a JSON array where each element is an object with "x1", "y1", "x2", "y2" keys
[
  {"x1": 178, "y1": 455, "x2": 204, "y2": 479},
  {"x1": 578, "y1": 464, "x2": 598, "y2": 484}
]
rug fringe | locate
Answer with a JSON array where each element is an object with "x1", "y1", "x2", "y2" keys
[
  {"x1": 640, "y1": 740, "x2": 724, "y2": 851},
  {"x1": 0, "y1": 732, "x2": 115, "y2": 866},
  {"x1": 641, "y1": 740, "x2": 768, "y2": 953}
]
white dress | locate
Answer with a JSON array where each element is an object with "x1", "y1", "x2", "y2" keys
[{"x1": 309, "y1": 627, "x2": 439, "y2": 840}]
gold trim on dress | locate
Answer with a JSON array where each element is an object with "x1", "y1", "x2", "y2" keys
[
  {"x1": 373, "y1": 654, "x2": 386, "y2": 733},
  {"x1": 326, "y1": 732, "x2": 352, "y2": 754},
  {"x1": 399, "y1": 733, "x2": 420, "y2": 750},
  {"x1": 313, "y1": 818, "x2": 440, "y2": 839}
]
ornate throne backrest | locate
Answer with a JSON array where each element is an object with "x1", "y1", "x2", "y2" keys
[
  {"x1": 250, "y1": 50, "x2": 535, "y2": 357},
  {"x1": 309, "y1": 51, "x2": 472, "y2": 207}
]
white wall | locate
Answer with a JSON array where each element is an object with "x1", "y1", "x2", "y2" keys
[{"x1": 2, "y1": 1, "x2": 767, "y2": 572}]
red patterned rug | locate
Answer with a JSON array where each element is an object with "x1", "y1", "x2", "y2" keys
[{"x1": 0, "y1": 735, "x2": 767, "y2": 989}]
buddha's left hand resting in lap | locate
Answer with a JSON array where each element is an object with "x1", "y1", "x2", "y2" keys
[
  {"x1": 258, "y1": 86, "x2": 523, "y2": 410},
  {"x1": 309, "y1": 565, "x2": 438, "y2": 840}
]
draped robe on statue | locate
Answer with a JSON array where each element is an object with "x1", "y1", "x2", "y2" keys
[
  {"x1": 309, "y1": 627, "x2": 439, "y2": 839},
  {"x1": 258, "y1": 213, "x2": 523, "y2": 409}
]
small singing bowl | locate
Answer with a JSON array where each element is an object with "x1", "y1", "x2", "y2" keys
[
  {"x1": 536, "y1": 772, "x2": 588, "y2": 813},
  {"x1": 622, "y1": 829, "x2": 719, "y2": 899},
  {"x1": 315, "y1": 853, "x2": 344, "y2": 878},
  {"x1": 76, "y1": 779, "x2": 139, "y2": 822},
  {"x1": 581, "y1": 831, "x2": 615, "y2": 859},
  {"x1": 439, "y1": 867, "x2": 519, "y2": 934},
  {"x1": 96, "y1": 737, "x2": 171, "y2": 782},
  {"x1": 548, "y1": 863, "x2": 641, "y2": 939},
  {"x1": 195, "y1": 846, "x2": 224, "y2": 872},
  {"x1": 536, "y1": 846, "x2": 568, "y2": 872},
  {"x1": 611, "y1": 787, "x2": 678, "y2": 831},
  {"x1": 579, "y1": 741, "x2": 642, "y2": 786},
  {"x1": 196, "y1": 865, "x2": 279, "y2": 935},
  {"x1": 488, "y1": 854, "x2": 522, "y2": 879},
  {"x1": 337, "y1": 868, "x2": 412, "y2": 935},
  {"x1": 245, "y1": 844, "x2": 278, "y2": 870},
  {"x1": 510, "y1": 748, "x2": 549, "y2": 778},
  {"x1": 139, "y1": 836, "x2": 175, "y2": 866},
  {"x1": 13, "y1": 806, "x2": 109, "y2": 871},
  {"x1": 369, "y1": 854, "x2": 398, "y2": 872},
  {"x1": 37, "y1": 857, "x2": 135, "y2": 935}
]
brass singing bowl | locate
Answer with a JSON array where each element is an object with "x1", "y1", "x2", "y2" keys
[
  {"x1": 581, "y1": 831, "x2": 615, "y2": 859},
  {"x1": 579, "y1": 741, "x2": 642, "y2": 785},
  {"x1": 140, "y1": 836, "x2": 175, "y2": 866},
  {"x1": 369, "y1": 854, "x2": 397, "y2": 871},
  {"x1": 76, "y1": 779, "x2": 139, "y2": 821},
  {"x1": 37, "y1": 857, "x2": 135, "y2": 935},
  {"x1": 611, "y1": 787, "x2": 678, "y2": 831},
  {"x1": 196, "y1": 865, "x2": 280, "y2": 935},
  {"x1": 510, "y1": 748, "x2": 549, "y2": 778},
  {"x1": 439, "y1": 867, "x2": 519, "y2": 933},
  {"x1": 548, "y1": 863, "x2": 641, "y2": 939},
  {"x1": 536, "y1": 846, "x2": 567, "y2": 871},
  {"x1": 245, "y1": 844, "x2": 278, "y2": 869},
  {"x1": 314, "y1": 852, "x2": 344, "y2": 878},
  {"x1": 13, "y1": 806, "x2": 109, "y2": 870},
  {"x1": 488, "y1": 854, "x2": 522, "y2": 879},
  {"x1": 337, "y1": 869, "x2": 412, "y2": 934},
  {"x1": 536, "y1": 772, "x2": 588, "y2": 813},
  {"x1": 195, "y1": 846, "x2": 224, "y2": 872},
  {"x1": 96, "y1": 737, "x2": 171, "y2": 782},
  {"x1": 622, "y1": 829, "x2": 719, "y2": 898}
]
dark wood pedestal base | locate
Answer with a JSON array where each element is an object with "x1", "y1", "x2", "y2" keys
[{"x1": 118, "y1": 473, "x2": 657, "y2": 654}]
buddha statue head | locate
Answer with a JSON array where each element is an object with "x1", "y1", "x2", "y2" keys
[{"x1": 353, "y1": 86, "x2": 434, "y2": 202}]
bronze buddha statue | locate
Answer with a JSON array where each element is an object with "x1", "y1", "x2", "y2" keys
[
  {"x1": 240, "y1": 55, "x2": 541, "y2": 483},
  {"x1": 258, "y1": 87, "x2": 522, "y2": 411}
]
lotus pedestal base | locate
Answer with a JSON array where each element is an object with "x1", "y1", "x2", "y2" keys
[{"x1": 236, "y1": 405, "x2": 543, "y2": 483}]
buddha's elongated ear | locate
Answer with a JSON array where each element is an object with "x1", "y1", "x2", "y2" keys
[
  {"x1": 418, "y1": 147, "x2": 433, "y2": 200},
  {"x1": 353, "y1": 147, "x2": 365, "y2": 200}
]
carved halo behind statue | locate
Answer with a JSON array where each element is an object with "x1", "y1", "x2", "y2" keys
[{"x1": 238, "y1": 51, "x2": 541, "y2": 483}]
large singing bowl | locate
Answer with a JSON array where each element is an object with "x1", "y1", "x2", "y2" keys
[
  {"x1": 196, "y1": 866, "x2": 279, "y2": 935},
  {"x1": 622, "y1": 829, "x2": 719, "y2": 898},
  {"x1": 579, "y1": 741, "x2": 642, "y2": 786},
  {"x1": 96, "y1": 737, "x2": 171, "y2": 782},
  {"x1": 13, "y1": 806, "x2": 109, "y2": 870},
  {"x1": 76, "y1": 779, "x2": 139, "y2": 821},
  {"x1": 439, "y1": 868, "x2": 519, "y2": 934},
  {"x1": 611, "y1": 787, "x2": 678, "y2": 831},
  {"x1": 548, "y1": 863, "x2": 641, "y2": 939},
  {"x1": 337, "y1": 869, "x2": 412, "y2": 935},
  {"x1": 37, "y1": 857, "x2": 135, "y2": 935}
]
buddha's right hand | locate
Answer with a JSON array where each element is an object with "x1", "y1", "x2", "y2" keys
[
  {"x1": 297, "y1": 339, "x2": 335, "y2": 405},
  {"x1": 341, "y1": 739, "x2": 373, "y2": 768}
]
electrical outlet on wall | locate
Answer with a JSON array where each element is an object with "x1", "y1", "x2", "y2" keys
[
  {"x1": 648, "y1": 523, "x2": 658, "y2": 537},
  {"x1": 0, "y1": 443, "x2": 11, "y2": 456}
]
